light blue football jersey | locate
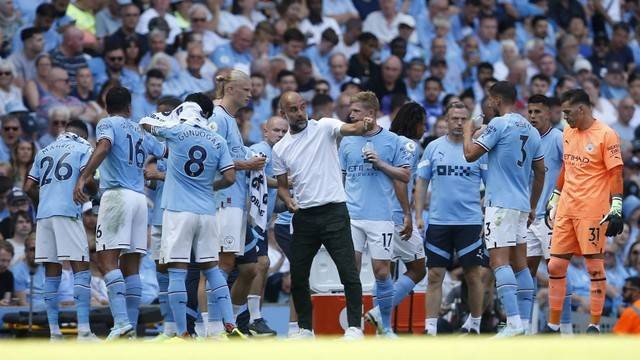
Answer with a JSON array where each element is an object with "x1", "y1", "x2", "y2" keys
[
  {"x1": 474, "y1": 113, "x2": 543, "y2": 212},
  {"x1": 534, "y1": 127, "x2": 563, "y2": 218},
  {"x1": 417, "y1": 136, "x2": 487, "y2": 225},
  {"x1": 209, "y1": 105, "x2": 248, "y2": 209},
  {"x1": 154, "y1": 124, "x2": 234, "y2": 215},
  {"x1": 250, "y1": 140, "x2": 277, "y2": 220},
  {"x1": 96, "y1": 116, "x2": 166, "y2": 193},
  {"x1": 150, "y1": 158, "x2": 166, "y2": 226},
  {"x1": 28, "y1": 133, "x2": 93, "y2": 219},
  {"x1": 391, "y1": 136, "x2": 420, "y2": 226},
  {"x1": 339, "y1": 128, "x2": 409, "y2": 221}
]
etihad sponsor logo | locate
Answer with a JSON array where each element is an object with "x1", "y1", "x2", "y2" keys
[{"x1": 563, "y1": 153, "x2": 590, "y2": 163}]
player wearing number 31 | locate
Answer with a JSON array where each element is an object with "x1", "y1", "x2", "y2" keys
[
  {"x1": 463, "y1": 81, "x2": 545, "y2": 337},
  {"x1": 73, "y1": 87, "x2": 167, "y2": 340},
  {"x1": 24, "y1": 121, "x2": 98, "y2": 341},
  {"x1": 543, "y1": 89, "x2": 624, "y2": 334}
]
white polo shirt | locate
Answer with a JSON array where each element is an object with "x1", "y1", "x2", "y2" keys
[{"x1": 273, "y1": 118, "x2": 346, "y2": 209}]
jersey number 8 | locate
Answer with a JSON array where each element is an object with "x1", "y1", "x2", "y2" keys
[{"x1": 185, "y1": 145, "x2": 207, "y2": 177}]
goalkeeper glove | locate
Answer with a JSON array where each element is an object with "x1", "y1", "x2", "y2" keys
[
  {"x1": 545, "y1": 189, "x2": 561, "y2": 227},
  {"x1": 600, "y1": 196, "x2": 623, "y2": 237}
]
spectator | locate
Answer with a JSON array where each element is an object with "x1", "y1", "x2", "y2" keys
[
  {"x1": 625, "y1": 241, "x2": 640, "y2": 277},
  {"x1": 37, "y1": 67, "x2": 97, "y2": 126},
  {"x1": 23, "y1": 54, "x2": 52, "y2": 111},
  {"x1": 248, "y1": 73, "x2": 271, "y2": 144},
  {"x1": 602, "y1": 62, "x2": 630, "y2": 102},
  {"x1": 529, "y1": 74, "x2": 551, "y2": 97},
  {"x1": 49, "y1": 26, "x2": 88, "y2": 89},
  {"x1": 5, "y1": 210, "x2": 31, "y2": 265},
  {"x1": 327, "y1": 53, "x2": 351, "y2": 100},
  {"x1": 274, "y1": 28, "x2": 306, "y2": 70},
  {"x1": 347, "y1": 32, "x2": 379, "y2": 85},
  {"x1": 404, "y1": 59, "x2": 425, "y2": 104},
  {"x1": 549, "y1": 0, "x2": 586, "y2": 31},
  {"x1": 10, "y1": 140, "x2": 35, "y2": 187},
  {"x1": 362, "y1": 0, "x2": 415, "y2": 45},
  {"x1": 270, "y1": 69, "x2": 298, "y2": 114},
  {"x1": 171, "y1": 43, "x2": 213, "y2": 98},
  {"x1": 9, "y1": 27, "x2": 45, "y2": 87},
  {"x1": 0, "y1": 176, "x2": 11, "y2": 220},
  {"x1": 612, "y1": 97, "x2": 636, "y2": 143},
  {"x1": 38, "y1": 106, "x2": 70, "y2": 148},
  {"x1": 423, "y1": 77, "x2": 444, "y2": 128},
  {"x1": 123, "y1": 35, "x2": 143, "y2": 73},
  {"x1": 72, "y1": 66, "x2": 100, "y2": 105},
  {"x1": 106, "y1": 3, "x2": 147, "y2": 56},
  {"x1": 171, "y1": 0, "x2": 191, "y2": 30},
  {"x1": 299, "y1": 0, "x2": 341, "y2": 48},
  {"x1": 323, "y1": 0, "x2": 359, "y2": 26},
  {"x1": 210, "y1": 25, "x2": 253, "y2": 71},
  {"x1": 334, "y1": 17, "x2": 362, "y2": 60},
  {"x1": 367, "y1": 55, "x2": 406, "y2": 113},
  {"x1": 573, "y1": 58, "x2": 593, "y2": 85},
  {"x1": 65, "y1": 0, "x2": 99, "y2": 47},
  {"x1": 554, "y1": 75, "x2": 578, "y2": 99},
  {"x1": 131, "y1": 69, "x2": 164, "y2": 122},
  {"x1": 95, "y1": 40, "x2": 142, "y2": 94},
  {"x1": 613, "y1": 276, "x2": 640, "y2": 334},
  {"x1": 609, "y1": 22, "x2": 635, "y2": 73},
  {"x1": 477, "y1": 15, "x2": 500, "y2": 64},
  {"x1": 0, "y1": 0, "x2": 22, "y2": 56},
  {"x1": 566, "y1": 256, "x2": 592, "y2": 314},
  {"x1": 493, "y1": 40, "x2": 519, "y2": 81},
  {"x1": 310, "y1": 94, "x2": 333, "y2": 120},
  {"x1": 377, "y1": 93, "x2": 407, "y2": 130},
  {"x1": 188, "y1": 4, "x2": 226, "y2": 57},
  {"x1": 305, "y1": 27, "x2": 339, "y2": 79},
  {"x1": 629, "y1": 72, "x2": 640, "y2": 127},
  {"x1": 219, "y1": 0, "x2": 266, "y2": 33},
  {"x1": 10, "y1": 234, "x2": 43, "y2": 309},
  {"x1": 334, "y1": 92, "x2": 351, "y2": 122},
  {"x1": 0, "y1": 114, "x2": 22, "y2": 162},
  {"x1": 293, "y1": 56, "x2": 316, "y2": 102},
  {"x1": 555, "y1": 33, "x2": 581, "y2": 79},
  {"x1": 582, "y1": 76, "x2": 618, "y2": 125},
  {"x1": 0, "y1": 59, "x2": 23, "y2": 115},
  {"x1": 136, "y1": 0, "x2": 181, "y2": 44},
  {"x1": 588, "y1": 34, "x2": 609, "y2": 79},
  {"x1": 567, "y1": 16, "x2": 592, "y2": 58},
  {"x1": 139, "y1": 28, "x2": 180, "y2": 77},
  {"x1": 0, "y1": 240, "x2": 13, "y2": 305},
  {"x1": 604, "y1": 244, "x2": 627, "y2": 316},
  {"x1": 94, "y1": 0, "x2": 122, "y2": 39},
  {"x1": 12, "y1": 3, "x2": 59, "y2": 53}
]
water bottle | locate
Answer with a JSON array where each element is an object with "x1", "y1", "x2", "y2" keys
[{"x1": 363, "y1": 140, "x2": 374, "y2": 163}]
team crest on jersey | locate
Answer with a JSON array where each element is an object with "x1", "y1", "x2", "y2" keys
[
  {"x1": 209, "y1": 122, "x2": 218, "y2": 132},
  {"x1": 585, "y1": 143, "x2": 594, "y2": 152},
  {"x1": 404, "y1": 141, "x2": 416, "y2": 153},
  {"x1": 223, "y1": 235, "x2": 234, "y2": 245}
]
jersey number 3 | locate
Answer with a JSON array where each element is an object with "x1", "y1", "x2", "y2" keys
[{"x1": 517, "y1": 135, "x2": 529, "y2": 167}]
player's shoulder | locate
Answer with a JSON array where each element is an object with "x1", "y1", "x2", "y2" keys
[{"x1": 425, "y1": 135, "x2": 446, "y2": 151}]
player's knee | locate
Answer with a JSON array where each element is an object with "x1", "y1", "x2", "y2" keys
[
  {"x1": 406, "y1": 262, "x2": 426, "y2": 282},
  {"x1": 427, "y1": 268, "x2": 446, "y2": 287},
  {"x1": 240, "y1": 263, "x2": 258, "y2": 279},
  {"x1": 257, "y1": 256, "x2": 270, "y2": 273},
  {"x1": 584, "y1": 258, "x2": 605, "y2": 279},
  {"x1": 547, "y1": 257, "x2": 570, "y2": 277}
]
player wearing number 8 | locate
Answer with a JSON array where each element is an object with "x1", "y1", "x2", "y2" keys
[
  {"x1": 463, "y1": 81, "x2": 545, "y2": 337},
  {"x1": 24, "y1": 121, "x2": 98, "y2": 341},
  {"x1": 544, "y1": 89, "x2": 624, "y2": 334},
  {"x1": 74, "y1": 87, "x2": 166, "y2": 340}
]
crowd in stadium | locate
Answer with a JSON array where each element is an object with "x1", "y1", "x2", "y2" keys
[{"x1": 0, "y1": 0, "x2": 639, "y2": 340}]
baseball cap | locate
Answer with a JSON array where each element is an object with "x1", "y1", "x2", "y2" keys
[
  {"x1": 607, "y1": 61, "x2": 624, "y2": 74},
  {"x1": 340, "y1": 78, "x2": 362, "y2": 92},
  {"x1": 573, "y1": 58, "x2": 592, "y2": 73},
  {"x1": 7, "y1": 189, "x2": 29, "y2": 205},
  {"x1": 398, "y1": 16, "x2": 415, "y2": 29}
]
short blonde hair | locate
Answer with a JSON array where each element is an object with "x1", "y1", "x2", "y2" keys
[
  {"x1": 349, "y1": 91, "x2": 379, "y2": 112},
  {"x1": 214, "y1": 69, "x2": 249, "y2": 99}
]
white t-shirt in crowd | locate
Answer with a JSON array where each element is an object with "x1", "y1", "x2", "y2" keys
[{"x1": 273, "y1": 118, "x2": 346, "y2": 209}]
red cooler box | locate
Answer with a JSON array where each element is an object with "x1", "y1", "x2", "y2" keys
[{"x1": 311, "y1": 291, "x2": 425, "y2": 335}]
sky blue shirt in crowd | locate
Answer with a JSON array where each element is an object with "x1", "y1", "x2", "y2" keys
[
  {"x1": 210, "y1": 42, "x2": 253, "y2": 70},
  {"x1": 150, "y1": 158, "x2": 166, "y2": 226},
  {"x1": 131, "y1": 93, "x2": 158, "y2": 123},
  {"x1": 304, "y1": 46, "x2": 332, "y2": 79},
  {"x1": 339, "y1": 128, "x2": 409, "y2": 221},
  {"x1": 96, "y1": 116, "x2": 166, "y2": 193},
  {"x1": 391, "y1": 136, "x2": 419, "y2": 225},
  {"x1": 169, "y1": 70, "x2": 214, "y2": 100},
  {"x1": 474, "y1": 113, "x2": 543, "y2": 212},
  {"x1": 11, "y1": 261, "x2": 45, "y2": 310},
  {"x1": 153, "y1": 123, "x2": 234, "y2": 215},
  {"x1": 417, "y1": 136, "x2": 487, "y2": 225},
  {"x1": 248, "y1": 97, "x2": 271, "y2": 145},
  {"x1": 250, "y1": 140, "x2": 277, "y2": 220},
  {"x1": 210, "y1": 105, "x2": 248, "y2": 209},
  {"x1": 28, "y1": 134, "x2": 92, "y2": 220},
  {"x1": 534, "y1": 127, "x2": 563, "y2": 218}
]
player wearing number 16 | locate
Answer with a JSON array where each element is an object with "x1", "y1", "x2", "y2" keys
[
  {"x1": 73, "y1": 87, "x2": 166, "y2": 340},
  {"x1": 544, "y1": 89, "x2": 624, "y2": 334},
  {"x1": 24, "y1": 121, "x2": 97, "y2": 341},
  {"x1": 463, "y1": 82, "x2": 545, "y2": 337}
]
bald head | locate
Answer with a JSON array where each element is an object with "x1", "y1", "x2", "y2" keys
[
  {"x1": 63, "y1": 26, "x2": 84, "y2": 54},
  {"x1": 619, "y1": 97, "x2": 636, "y2": 125},
  {"x1": 382, "y1": 55, "x2": 403, "y2": 83},
  {"x1": 279, "y1": 92, "x2": 308, "y2": 132}
]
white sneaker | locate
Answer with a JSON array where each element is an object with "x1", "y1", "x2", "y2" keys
[
  {"x1": 77, "y1": 331, "x2": 100, "y2": 342},
  {"x1": 493, "y1": 324, "x2": 524, "y2": 338},
  {"x1": 364, "y1": 306, "x2": 384, "y2": 334},
  {"x1": 287, "y1": 328, "x2": 315, "y2": 340},
  {"x1": 106, "y1": 322, "x2": 134, "y2": 341},
  {"x1": 380, "y1": 329, "x2": 398, "y2": 339},
  {"x1": 343, "y1": 327, "x2": 364, "y2": 340}
]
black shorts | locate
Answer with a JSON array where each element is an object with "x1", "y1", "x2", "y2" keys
[
  {"x1": 250, "y1": 226, "x2": 268, "y2": 257},
  {"x1": 273, "y1": 223, "x2": 292, "y2": 260},
  {"x1": 425, "y1": 224, "x2": 485, "y2": 268},
  {"x1": 235, "y1": 226, "x2": 258, "y2": 265}
]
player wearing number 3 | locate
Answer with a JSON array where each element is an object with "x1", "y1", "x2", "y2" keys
[
  {"x1": 544, "y1": 89, "x2": 624, "y2": 334},
  {"x1": 74, "y1": 87, "x2": 166, "y2": 340},
  {"x1": 463, "y1": 82, "x2": 545, "y2": 337}
]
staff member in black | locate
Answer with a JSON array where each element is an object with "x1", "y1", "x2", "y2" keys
[{"x1": 273, "y1": 91, "x2": 374, "y2": 340}]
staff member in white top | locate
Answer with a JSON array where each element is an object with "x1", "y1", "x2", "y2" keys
[{"x1": 273, "y1": 91, "x2": 374, "y2": 340}]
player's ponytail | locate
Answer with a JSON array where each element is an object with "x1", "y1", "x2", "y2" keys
[{"x1": 214, "y1": 69, "x2": 250, "y2": 100}]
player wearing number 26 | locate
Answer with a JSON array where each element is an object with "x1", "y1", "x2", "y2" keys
[
  {"x1": 463, "y1": 81, "x2": 545, "y2": 337},
  {"x1": 74, "y1": 87, "x2": 166, "y2": 340},
  {"x1": 544, "y1": 89, "x2": 624, "y2": 334}
]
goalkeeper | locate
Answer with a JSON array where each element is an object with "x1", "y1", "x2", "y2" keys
[{"x1": 545, "y1": 89, "x2": 624, "y2": 334}]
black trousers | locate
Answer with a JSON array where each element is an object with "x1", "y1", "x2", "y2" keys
[{"x1": 290, "y1": 202, "x2": 362, "y2": 330}]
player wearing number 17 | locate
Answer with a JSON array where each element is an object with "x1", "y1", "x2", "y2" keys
[
  {"x1": 544, "y1": 89, "x2": 624, "y2": 334},
  {"x1": 463, "y1": 81, "x2": 545, "y2": 337},
  {"x1": 73, "y1": 87, "x2": 166, "y2": 340}
]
